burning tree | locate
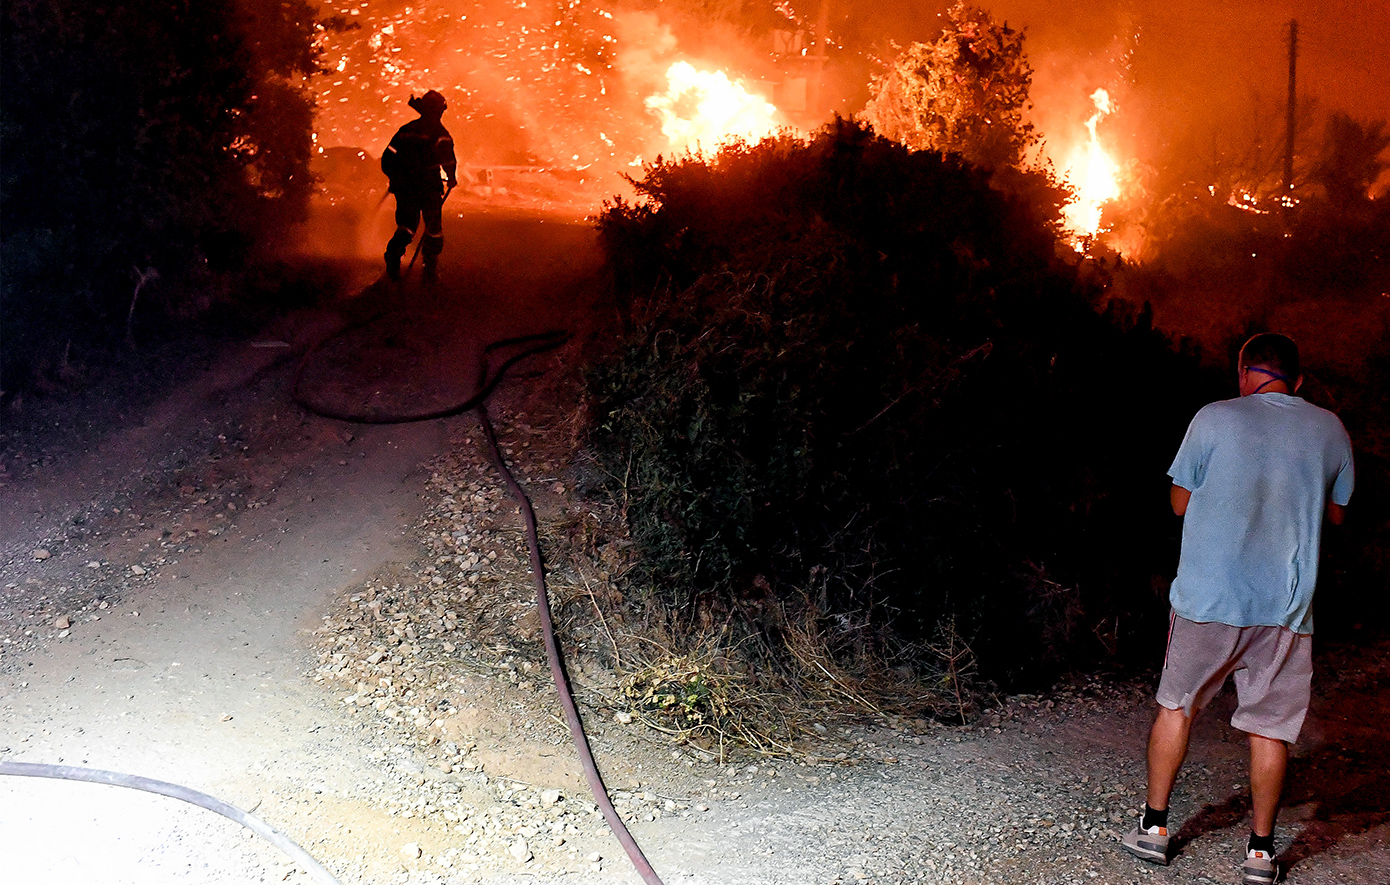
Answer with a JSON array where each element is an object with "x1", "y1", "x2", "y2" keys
[{"x1": 862, "y1": 2, "x2": 1036, "y2": 169}]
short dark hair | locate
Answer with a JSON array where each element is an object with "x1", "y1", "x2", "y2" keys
[{"x1": 1240, "y1": 333, "x2": 1300, "y2": 380}]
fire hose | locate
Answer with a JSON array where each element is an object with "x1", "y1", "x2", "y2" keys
[
  {"x1": 0, "y1": 325, "x2": 665, "y2": 885},
  {"x1": 0, "y1": 760, "x2": 343, "y2": 885},
  {"x1": 473, "y1": 369, "x2": 666, "y2": 885},
  {"x1": 292, "y1": 319, "x2": 667, "y2": 884}
]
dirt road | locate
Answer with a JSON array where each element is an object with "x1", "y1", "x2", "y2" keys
[{"x1": 2, "y1": 209, "x2": 1386, "y2": 885}]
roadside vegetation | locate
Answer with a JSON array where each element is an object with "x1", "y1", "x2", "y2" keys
[
  {"x1": 582, "y1": 119, "x2": 1218, "y2": 712},
  {"x1": 1, "y1": 0, "x2": 329, "y2": 398},
  {"x1": 5, "y1": 0, "x2": 1385, "y2": 742},
  {"x1": 577, "y1": 5, "x2": 1390, "y2": 731}
]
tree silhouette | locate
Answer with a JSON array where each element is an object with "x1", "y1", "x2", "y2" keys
[
  {"x1": 1311, "y1": 112, "x2": 1390, "y2": 210},
  {"x1": 1, "y1": 0, "x2": 320, "y2": 387}
]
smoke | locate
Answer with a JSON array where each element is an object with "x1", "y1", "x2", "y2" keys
[
  {"x1": 302, "y1": 0, "x2": 791, "y2": 253},
  {"x1": 312, "y1": 1, "x2": 782, "y2": 170},
  {"x1": 306, "y1": 0, "x2": 1389, "y2": 216},
  {"x1": 612, "y1": 11, "x2": 680, "y2": 94},
  {"x1": 313, "y1": 0, "x2": 630, "y2": 167},
  {"x1": 609, "y1": 11, "x2": 686, "y2": 161},
  {"x1": 990, "y1": 0, "x2": 1390, "y2": 188}
]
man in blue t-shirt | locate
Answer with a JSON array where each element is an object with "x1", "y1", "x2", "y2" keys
[{"x1": 1122, "y1": 334, "x2": 1354, "y2": 885}]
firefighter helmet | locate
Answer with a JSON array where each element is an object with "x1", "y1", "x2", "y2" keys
[{"x1": 408, "y1": 90, "x2": 448, "y2": 117}]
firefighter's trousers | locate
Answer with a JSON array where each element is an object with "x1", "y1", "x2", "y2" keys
[{"x1": 385, "y1": 189, "x2": 445, "y2": 278}]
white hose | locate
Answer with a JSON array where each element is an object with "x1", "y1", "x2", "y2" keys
[{"x1": 0, "y1": 761, "x2": 343, "y2": 885}]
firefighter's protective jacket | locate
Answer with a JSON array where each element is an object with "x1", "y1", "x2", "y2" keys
[{"x1": 381, "y1": 117, "x2": 457, "y2": 195}]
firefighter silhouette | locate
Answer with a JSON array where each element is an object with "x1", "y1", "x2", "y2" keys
[{"x1": 380, "y1": 90, "x2": 457, "y2": 282}]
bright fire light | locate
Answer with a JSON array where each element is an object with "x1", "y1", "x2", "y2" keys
[
  {"x1": 1060, "y1": 88, "x2": 1121, "y2": 242},
  {"x1": 644, "y1": 61, "x2": 779, "y2": 156}
]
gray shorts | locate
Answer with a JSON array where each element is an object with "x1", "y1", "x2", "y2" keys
[{"x1": 1156, "y1": 613, "x2": 1313, "y2": 744}]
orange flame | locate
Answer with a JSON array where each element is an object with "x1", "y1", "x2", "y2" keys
[
  {"x1": 1060, "y1": 88, "x2": 1121, "y2": 242},
  {"x1": 644, "y1": 62, "x2": 778, "y2": 156}
]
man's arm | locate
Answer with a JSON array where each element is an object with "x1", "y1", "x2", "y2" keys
[
  {"x1": 1327, "y1": 502, "x2": 1346, "y2": 526},
  {"x1": 1170, "y1": 483, "x2": 1192, "y2": 516}
]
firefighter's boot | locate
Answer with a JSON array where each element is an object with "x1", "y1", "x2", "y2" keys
[
  {"x1": 385, "y1": 227, "x2": 413, "y2": 281},
  {"x1": 421, "y1": 233, "x2": 444, "y2": 283}
]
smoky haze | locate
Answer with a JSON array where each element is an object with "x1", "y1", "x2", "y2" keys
[
  {"x1": 309, "y1": 0, "x2": 1389, "y2": 196},
  {"x1": 820, "y1": 0, "x2": 1389, "y2": 188},
  {"x1": 312, "y1": 0, "x2": 791, "y2": 172},
  {"x1": 992, "y1": 0, "x2": 1390, "y2": 186}
]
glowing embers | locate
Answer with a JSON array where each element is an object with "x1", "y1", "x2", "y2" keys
[
  {"x1": 1226, "y1": 190, "x2": 1282, "y2": 215},
  {"x1": 645, "y1": 62, "x2": 778, "y2": 156},
  {"x1": 1060, "y1": 88, "x2": 1121, "y2": 244}
]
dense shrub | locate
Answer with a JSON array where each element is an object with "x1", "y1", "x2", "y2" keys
[
  {"x1": 588, "y1": 120, "x2": 1221, "y2": 686},
  {"x1": 1, "y1": 0, "x2": 320, "y2": 392}
]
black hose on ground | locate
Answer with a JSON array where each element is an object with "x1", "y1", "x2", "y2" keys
[
  {"x1": 1, "y1": 310, "x2": 667, "y2": 884},
  {"x1": 295, "y1": 314, "x2": 668, "y2": 884},
  {"x1": 293, "y1": 324, "x2": 570, "y2": 424},
  {"x1": 0, "y1": 760, "x2": 343, "y2": 885},
  {"x1": 476, "y1": 402, "x2": 665, "y2": 885}
]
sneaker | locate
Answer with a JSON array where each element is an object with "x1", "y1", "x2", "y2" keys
[
  {"x1": 1242, "y1": 848, "x2": 1281, "y2": 885},
  {"x1": 1121, "y1": 821, "x2": 1170, "y2": 865}
]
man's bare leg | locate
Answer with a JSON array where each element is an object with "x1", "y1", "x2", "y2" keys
[
  {"x1": 1248, "y1": 735, "x2": 1288, "y2": 837},
  {"x1": 1124, "y1": 704, "x2": 1192, "y2": 864},
  {"x1": 1148, "y1": 705, "x2": 1193, "y2": 811}
]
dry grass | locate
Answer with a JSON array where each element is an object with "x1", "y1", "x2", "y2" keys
[
  {"x1": 619, "y1": 647, "x2": 797, "y2": 762},
  {"x1": 491, "y1": 340, "x2": 984, "y2": 761},
  {"x1": 598, "y1": 592, "x2": 968, "y2": 764}
]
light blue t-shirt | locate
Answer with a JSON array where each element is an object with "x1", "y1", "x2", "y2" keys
[{"x1": 1168, "y1": 392, "x2": 1354, "y2": 634}]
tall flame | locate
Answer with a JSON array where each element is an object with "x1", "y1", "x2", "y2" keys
[
  {"x1": 645, "y1": 61, "x2": 778, "y2": 156},
  {"x1": 1060, "y1": 88, "x2": 1121, "y2": 241}
]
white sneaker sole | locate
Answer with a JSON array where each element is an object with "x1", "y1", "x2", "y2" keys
[{"x1": 1121, "y1": 835, "x2": 1169, "y2": 865}]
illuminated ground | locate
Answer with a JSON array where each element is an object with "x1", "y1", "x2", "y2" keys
[{"x1": 1, "y1": 205, "x2": 1386, "y2": 885}]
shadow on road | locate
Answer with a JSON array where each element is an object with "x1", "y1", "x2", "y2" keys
[
  {"x1": 295, "y1": 211, "x2": 609, "y2": 422},
  {"x1": 1169, "y1": 634, "x2": 1390, "y2": 869}
]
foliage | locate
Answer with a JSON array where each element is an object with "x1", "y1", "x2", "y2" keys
[
  {"x1": 588, "y1": 119, "x2": 1218, "y2": 686},
  {"x1": 623, "y1": 654, "x2": 735, "y2": 734},
  {"x1": 1, "y1": 0, "x2": 321, "y2": 392},
  {"x1": 1146, "y1": 93, "x2": 1323, "y2": 217},
  {"x1": 862, "y1": 2, "x2": 1037, "y2": 169},
  {"x1": 1310, "y1": 113, "x2": 1390, "y2": 210},
  {"x1": 618, "y1": 646, "x2": 802, "y2": 758}
]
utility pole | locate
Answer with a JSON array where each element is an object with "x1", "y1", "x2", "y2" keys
[{"x1": 1282, "y1": 19, "x2": 1298, "y2": 198}]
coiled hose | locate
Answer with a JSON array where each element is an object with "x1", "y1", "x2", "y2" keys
[
  {"x1": 0, "y1": 319, "x2": 667, "y2": 883},
  {"x1": 0, "y1": 321, "x2": 666, "y2": 885}
]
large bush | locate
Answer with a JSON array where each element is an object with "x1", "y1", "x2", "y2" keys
[
  {"x1": 1, "y1": 0, "x2": 320, "y2": 391},
  {"x1": 588, "y1": 120, "x2": 1220, "y2": 685}
]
